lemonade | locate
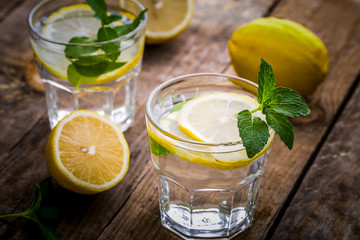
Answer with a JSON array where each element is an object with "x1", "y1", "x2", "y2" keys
[
  {"x1": 28, "y1": 0, "x2": 147, "y2": 131},
  {"x1": 145, "y1": 73, "x2": 274, "y2": 239}
]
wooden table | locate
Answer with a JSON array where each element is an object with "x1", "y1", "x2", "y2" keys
[{"x1": 1, "y1": 0, "x2": 360, "y2": 239}]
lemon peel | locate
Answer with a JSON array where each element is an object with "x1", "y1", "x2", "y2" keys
[{"x1": 228, "y1": 17, "x2": 329, "y2": 97}]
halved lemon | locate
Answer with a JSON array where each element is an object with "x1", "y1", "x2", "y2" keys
[
  {"x1": 46, "y1": 110, "x2": 130, "y2": 194},
  {"x1": 124, "y1": 0, "x2": 194, "y2": 44},
  {"x1": 33, "y1": 4, "x2": 144, "y2": 83}
]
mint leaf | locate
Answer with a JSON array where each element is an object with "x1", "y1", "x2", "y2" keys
[
  {"x1": 170, "y1": 101, "x2": 186, "y2": 113},
  {"x1": 38, "y1": 222, "x2": 61, "y2": 240},
  {"x1": 67, "y1": 64, "x2": 97, "y2": 88},
  {"x1": 68, "y1": 60, "x2": 125, "y2": 88},
  {"x1": 65, "y1": 2, "x2": 146, "y2": 88},
  {"x1": 97, "y1": 27, "x2": 121, "y2": 61},
  {"x1": 113, "y1": 9, "x2": 147, "y2": 37},
  {"x1": 0, "y1": 178, "x2": 61, "y2": 240},
  {"x1": 103, "y1": 14, "x2": 123, "y2": 25},
  {"x1": 149, "y1": 136, "x2": 172, "y2": 156},
  {"x1": 257, "y1": 58, "x2": 276, "y2": 104},
  {"x1": 65, "y1": 37, "x2": 98, "y2": 58},
  {"x1": 237, "y1": 58, "x2": 310, "y2": 158},
  {"x1": 87, "y1": 0, "x2": 108, "y2": 23},
  {"x1": 237, "y1": 110, "x2": 270, "y2": 158},
  {"x1": 73, "y1": 61, "x2": 126, "y2": 76},
  {"x1": 265, "y1": 110, "x2": 294, "y2": 149},
  {"x1": 264, "y1": 87, "x2": 311, "y2": 117}
]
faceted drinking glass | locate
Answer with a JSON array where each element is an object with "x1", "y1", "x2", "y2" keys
[
  {"x1": 28, "y1": 0, "x2": 146, "y2": 131},
  {"x1": 145, "y1": 73, "x2": 273, "y2": 239}
]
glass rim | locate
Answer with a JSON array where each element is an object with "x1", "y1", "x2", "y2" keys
[
  {"x1": 27, "y1": 0, "x2": 147, "y2": 47},
  {"x1": 145, "y1": 73, "x2": 262, "y2": 148}
]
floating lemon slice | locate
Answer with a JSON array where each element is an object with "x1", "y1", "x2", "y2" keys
[
  {"x1": 178, "y1": 93, "x2": 263, "y2": 142},
  {"x1": 46, "y1": 110, "x2": 130, "y2": 194},
  {"x1": 149, "y1": 93, "x2": 274, "y2": 170},
  {"x1": 33, "y1": 4, "x2": 144, "y2": 84},
  {"x1": 122, "y1": 0, "x2": 194, "y2": 44}
]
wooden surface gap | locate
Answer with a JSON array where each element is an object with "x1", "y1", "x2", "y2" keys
[
  {"x1": 0, "y1": 0, "x2": 27, "y2": 23},
  {"x1": 265, "y1": 71, "x2": 360, "y2": 239},
  {"x1": 0, "y1": 116, "x2": 46, "y2": 173},
  {"x1": 94, "y1": 161, "x2": 153, "y2": 240},
  {"x1": 264, "y1": 0, "x2": 283, "y2": 17}
]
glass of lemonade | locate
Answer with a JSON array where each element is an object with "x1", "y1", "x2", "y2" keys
[
  {"x1": 28, "y1": 0, "x2": 146, "y2": 131},
  {"x1": 145, "y1": 73, "x2": 274, "y2": 239}
]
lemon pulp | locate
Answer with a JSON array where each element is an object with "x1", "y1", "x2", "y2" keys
[{"x1": 46, "y1": 110, "x2": 130, "y2": 194}]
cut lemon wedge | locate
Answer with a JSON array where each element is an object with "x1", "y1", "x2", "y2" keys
[
  {"x1": 32, "y1": 4, "x2": 144, "y2": 83},
  {"x1": 46, "y1": 110, "x2": 130, "y2": 194},
  {"x1": 125, "y1": 0, "x2": 194, "y2": 44}
]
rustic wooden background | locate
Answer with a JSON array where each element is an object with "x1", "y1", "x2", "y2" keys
[{"x1": 1, "y1": 0, "x2": 360, "y2": 239}]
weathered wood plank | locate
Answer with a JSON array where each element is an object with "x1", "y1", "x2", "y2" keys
[
  {"x1": 233, "y1": 0, "x2": 360, "y2": 239},
  {"x1": 0, "y1": 0, "x2": 45, "y2": 159},
  {"x1": 0, "y1": 0, "x2": 26, "y2": 22},
  {"x1": 271, "y1": 18, "x2": 360, "y2": 240}
]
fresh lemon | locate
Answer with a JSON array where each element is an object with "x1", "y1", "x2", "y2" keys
[
  {"x1": 123, "y1": 0, "x2": 194, "y2": 44},
  {"x1": 149, "y1": 93, "x2": 274, "y2": 170},
  {"x1": 33, "y1": 4, "x2": 144, "y2": 83},
  {"x1": 46, "y1": 110, "x2": 130, "y2": 194},
  {"x1": 228, "y1": 17, "x2": 329, "y2": 97}
]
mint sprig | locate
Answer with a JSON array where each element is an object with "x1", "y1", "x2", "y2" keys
[
  {"x1": 0, "y1": 178, "x2": 60, "y2": 240},
  {"x1": 237, "y1": 58, "x2": 310, "y2": 158},
  {"x1": 65, "y1": 0, "x2": 147, "y2": 89},
  {"x1": 148, "y1": 136, "x2": 172, "y2": 156}
]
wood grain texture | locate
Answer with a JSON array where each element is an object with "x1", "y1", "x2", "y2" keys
[
  {"x1": 230, "y1": 0, "x2": 360, "y2": 239},
  {"x1": 271, "y1": 77, "x2": 360, "y2": 239},
  {"x1": 270, "y1": 2, "x2": 360, "y2": 237},
  {"x1": 0, "y1": 0, "x2": 360, "y2": 239},
  {"x1": 0, "y1": 0, "x2": 45, "y2": 159}
]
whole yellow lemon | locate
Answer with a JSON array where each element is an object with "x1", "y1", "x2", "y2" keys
[{"x1": 228, "y1": 17, "x2": 329, "y2": 97}]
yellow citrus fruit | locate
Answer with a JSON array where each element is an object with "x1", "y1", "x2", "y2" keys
[
  {"x1": 46, "y1": 110, "x2": 129, "y2": 194},
  {"x1": 228, "y1": 17, "x2": 329, "y2": 97},
  {"x1": 148, "y1": 92, "x2": 274, "y2": 170},
  {"x1": 33, "y1": 4, "x2": 144, "y2": 84},
  {"x1": 127, "y1": 0, "x2": 194, "y2": 44}
]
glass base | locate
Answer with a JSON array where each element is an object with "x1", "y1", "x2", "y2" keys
[
  {"x1": 161, "y1": 204, "x2": 252, "y2": 239},
  {"x1": 158, "y1": 174, "x2": 262, "y2": 239}
]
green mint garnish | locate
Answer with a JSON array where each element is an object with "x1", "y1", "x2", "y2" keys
[
  {"x1": 237, "y1": 110, "x2": 270, "y2": 158},
  {"x1": 0, "y1": 178, "x2": 60, "y2": 240},
  {"x1": 237, "y1": 58, "x2": 310, "y2": 158},
  {"x1": 170, "y1": 101, "x2": 186, "y2": 113},
  {"x1": 65, "y1": 0, "x2": 147, "y2": 89},
  {"x1": 149, "y1": 136, "x2": 172, "y2": 156}
]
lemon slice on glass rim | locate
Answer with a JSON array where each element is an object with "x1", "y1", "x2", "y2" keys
[
  {"x1": 149, "y1": 92, "x2": 274, "y2": 170},
  {"x1": 46, "y1": 110, "x2": 130, "y2": 194},
  {"x1": 33, "y1": 4, "x2": 144, "y2": 84}
]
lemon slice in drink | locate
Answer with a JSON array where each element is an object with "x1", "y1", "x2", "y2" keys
[
  {"x1": 122, "y1": 0, "x2": 194, "y2": 44},
  {"x1": 177, "y1": 92, "x2": 274, "y2": 164},
  {"x1": 33, "y1": 4, "x2": 144, "y2": 83},
  {"x1": 46, "y1": 110, "x2": 130, "y2": 194}
]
